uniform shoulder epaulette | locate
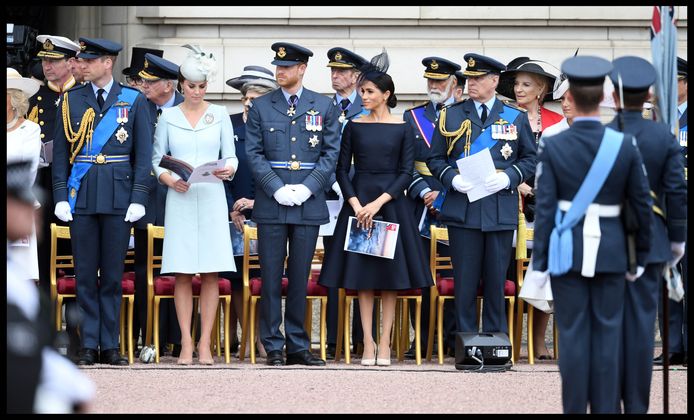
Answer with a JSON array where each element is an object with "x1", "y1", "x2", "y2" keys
[
  {"x1": 66, "y1": 83, "x2": 88, "y2": 93},
  {"x1": 502, "y1": 100, "x2": 527, "y2": 113},
  {"x1": 442, "y1": 100, "x2": 466, "y2": 111},
  {"x1": 405, "y1": 102, "x2": 427, "y2": 112}
]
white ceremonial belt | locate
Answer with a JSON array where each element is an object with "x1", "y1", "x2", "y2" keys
[{"x1": 558, "y1": 200, "x2": 621, "y2": 278}]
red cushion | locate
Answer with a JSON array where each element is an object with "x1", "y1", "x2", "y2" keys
[
  {"x1": 397, "y1": 288, "x2": 423, "y2": 296},
  {"x1": 153, "y1": 276, "x2": 177, "y2": 295},
  {"x1": 57, "y1": 274, "x2": 137, "y2": 295},
  {"x1": 56, "y1": 276, "x2": 76, "y2": 295},
  {"x1": 307, "y1": 278, "x2": 328, "y2": 296},
  {"x1": 217, "y1": 277, "x2": 232, "y2": 295},
  {"x1": 437, "y1": 276, "x2": 455, "y2": 296},
  {"x1": 436, "y1": 277, "x2": 516, "y2": 297},
  {"x1": 344, "y1": 289, "x2": 358, "y2": 296},
  {"x1": 250, "y1": 277, "x2": 289, "y2": 296},
  {"x1": 310, "y1": 269, "x2": 321, "y2": 282},
  {"x1": 121, "y1": 278, "x2": 135, "y2": 295}
]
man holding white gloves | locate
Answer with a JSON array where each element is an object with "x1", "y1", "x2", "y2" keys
[
  {"x1": 426, "y1": 53, "x2": 536, "y2": 338},
  {"x1": 246, "y1": 42, "x2": 340, "y2": 366},
  {"x1": 52, "y1": 37, "x2": 153, "y2": 366}
]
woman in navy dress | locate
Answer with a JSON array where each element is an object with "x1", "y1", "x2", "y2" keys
[{"x1": 319, "y1": 50, "x2": 432, "y2": 366}]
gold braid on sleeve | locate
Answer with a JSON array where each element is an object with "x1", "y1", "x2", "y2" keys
[
  {"x1": 27, "y1": 105, "x2": 39, "y2": 123},
  {"x1": 438, "y1": 106, "x2": 472, "y2": 158},
  {"x1": 516, "y1": 193, "x2": 528, "y2": 260},
  {"x1": 61, "y1": 92, "x2": 96, "y2": 164}
]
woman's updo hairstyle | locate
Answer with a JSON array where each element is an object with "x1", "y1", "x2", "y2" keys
[{"x1": 357, "y1": 48, "x2": 397, "y2": 108}]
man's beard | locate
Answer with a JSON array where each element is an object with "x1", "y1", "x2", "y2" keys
[{"x1": 427, "y1": 90, "x2": 447, "y2": 104}]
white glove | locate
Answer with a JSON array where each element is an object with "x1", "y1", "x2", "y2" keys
[
  {"x1": 124, "y1": 203, "x2": 146, "y2": 223},
  {"x1": 669, "y1": 241, "x2": 686, "y2": 268},
  {"x1": 331, "y1": 181, "x2": 343, "y2": 199},
  {"x1": 484, "y1": 172, "x2": 510, "y2": 193},
  {"x1": 289, "y1": 184, "x2": 312, "y2": 204},
  {"x1": 54, "y1": 201, "x2": 73, "y2": 223},
  {"x1": 451, "y1": 175, "x2": 474, "y2": 193},
  {"x1": 625, "y1": 266, "x2": 645, "y2": 282},
  {"x1": 273, "y1": 186, "x2": 296, "y2": 206}
]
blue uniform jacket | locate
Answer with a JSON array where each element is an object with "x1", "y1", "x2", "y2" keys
[
  {"x1": 426, "y1": 98, "x2": 537, "y2": 231},
  {"x1": 245, "y1": 88, "x2": 341, "y2": 225},
  {"x1": 532, "y1": 120, "x2": 653, "y2": 273},
  {"x1": 607, "y1": 111, "x2": 687, "y2": 264},
  {"x1": 52, "y1": 82, "x2": 153, "y2": 214},
  {"x1": 136, "y1": 90, "x2": 184, "y2": 229},
  {"x1": 404, "y1": 102, "x2": 446, "y2": 199}
]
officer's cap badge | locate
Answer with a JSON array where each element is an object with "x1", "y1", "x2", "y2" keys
[
  {"x1": 430, "y1": 59, "x2": 439, "y2": 70},
  {"x1": 334, "y1": 51, "x2": 342, "y2": 61},
  {"x1": 144, "y1": 59, "x2": 149, "y2": 69},
  {"x1": 468, "y1": 57, "x2": 475, "y2": 67},
  {"x1": 43, "y1": 39, "x2": 54, "y2": 51},
  {"x1": 79, "y1": 42, "x2": 86, "y2": 51},
  {"x1": 278, "y1": 47, "x2": 287, "y2": 58}
]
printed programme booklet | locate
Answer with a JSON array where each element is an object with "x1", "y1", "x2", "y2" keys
[
  {"x1": 344, "y1": 216, "x2": 399, "y2": 259},
  {"x1": 158, "y1": 155, "x2": 227, "y2": 183},
  {"x1": 229, "y1": 220, "x2": 258, "y2": 257}
]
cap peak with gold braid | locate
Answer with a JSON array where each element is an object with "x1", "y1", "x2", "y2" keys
[
  {"x1": 36, "y1": 35, "x2": 81, "y2": 59},
  {"x1": 326, "y1": 47, "x2": 367, "y2": 70},
  {"x1": 463, "y1": 53, "x2": 505, "y2": 77},
  {"x1": 421, "y1": 56, "x2": 461, "y2": 80}
]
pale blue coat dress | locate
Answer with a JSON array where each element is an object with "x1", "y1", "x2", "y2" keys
[{"x1": 152, "y1": 103, "x2": 238, "y2": 274}]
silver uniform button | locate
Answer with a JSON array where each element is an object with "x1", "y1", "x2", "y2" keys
[
  {"x1": 291, "y1": 137, "x2": 296, "y2": 142},
  {"x1": 270, "y1": 128, "x2": 274, "y2": 132}
]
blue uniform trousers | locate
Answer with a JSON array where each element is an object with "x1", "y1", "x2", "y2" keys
[
  {"x1": 258, "y1": 223, "x2": 319, "y2": 354},
  {"x1": 70, "y1": 214, "x2": 131, "y2": 350},
  {"x1": 552, "y1": 271, "x2": 624, "y2": 414},
  {"x1": 448, "y1": 227, "x2": 513, "y2": 333}
]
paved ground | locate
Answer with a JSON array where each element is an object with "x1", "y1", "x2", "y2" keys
[{"x1": 81, "y1": 348, "x2": 686, "y2": 414}]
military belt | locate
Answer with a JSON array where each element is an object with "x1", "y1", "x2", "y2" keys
[
  {"x1": 269, "y1": 160, "x2": 316, "y2": 171},
  {"x1": 73, "y1": 154, "x2": 130, "y2": 164}
]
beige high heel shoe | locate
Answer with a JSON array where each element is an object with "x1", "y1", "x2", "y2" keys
[
  {"x1": 361, "y1": 342, "x2": 376, "y2": 366},
  {"x1": 376, "y1": 345, "x2": 391, "y2": 366}
]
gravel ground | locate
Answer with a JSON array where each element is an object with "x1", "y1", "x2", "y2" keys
[{"x1": 81, "y1": 349, "x2": 686, "y2": 414}]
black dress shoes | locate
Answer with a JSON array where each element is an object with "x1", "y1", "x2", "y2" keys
[
  {"x1": 654, "y1": 352, "x2": 686, "y2": 366},
  {"x1": 100, "y1": 348, "x2": 129, "y2": 366},
  {"x1": 286, "y1": 350, "x2": 326, "y2": 366},
  {"x1": 325, "y1": 344, "x2": 336, "y2": 360},
  {"x1": 77, "y1": 348, "x2": 99, "y2": 366},
  {"x1": 266, "y1": 350, "x2": 285, "y2": 366}
]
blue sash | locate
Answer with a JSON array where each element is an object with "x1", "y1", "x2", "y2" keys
[
  {"x1": 410, "y1": 107, "x2": 435, "y2": 147},
  {"x1": 456, "y1": 105, "x2": 520, "y2": 160},
  {"x1": 548, "y1": 127, "x2": 624, "y2": 276},
  {"x1": 67, "y1": 88, "x2": 139, "y2": 211},
  {"x1": 678, "y1": 124, "x2": 687, "y2": 148}
]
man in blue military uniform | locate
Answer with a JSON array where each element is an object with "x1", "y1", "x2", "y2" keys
[
  {"x1": 28, "y1": 34, "x2": 83, "y2": 361},
  {"x1": 323, "y1": 46, "x2": 369, "y2": 359},
  {"x1": 133, "y1": 53, "x2": 185, "y2": 356},
  {"x1": 531, "y1": 55, "x2": 652, "y2": 413},
  {"x1": 52, "y1": 37, "x2": 153, "y2": 366},
  {"x1": 607, "y1": 56, "x2": 687, "y2": 413},
  {"x1": 656, "y1": 56, "x2": 689, "y2": 367},
  {"x1": 246, "y1": 42, "x2": 340, "y2": 366},
  {"x1": 426, "y1": 53, "x2": 536, "y2": 342},
  {"x1": 404, "y1": 56, "x2": 461, "y2": 359},
  {"x1": 454, "y1": 70, "x2": 467, "y2": 103}
]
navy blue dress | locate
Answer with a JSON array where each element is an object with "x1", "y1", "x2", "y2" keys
[{"x1": 319, "y1": 121, "x2": 432, "y2": 291}]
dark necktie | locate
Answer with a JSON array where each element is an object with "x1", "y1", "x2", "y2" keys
[
  {"x1": 436, "y1": 103, "x2": 444, "y2": 112},
  {"x1": 287, "y1": 94, "x2": 298, "y2": 116},
  {"x1": 340, "y1": 98, "x2": 351, "y2": 112},
  {"x1": 97, "y1": 88, "x2": 105, "y2": 108},
  {"x1": 480, "y1": 103, "x2": 488, "y2": 123},
  {"x1": 157, "y1": 108, "x2": 162, "y2": 118}
]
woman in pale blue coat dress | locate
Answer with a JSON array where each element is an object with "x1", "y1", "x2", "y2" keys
[{"x1": 152, "y1": 45, "x2": 238, "y2": 365}]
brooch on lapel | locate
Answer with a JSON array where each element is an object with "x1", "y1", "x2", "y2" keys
[
  {"x1": 500, "y1": 142, "x2": 513, "y2": 160},
  {"x1": 116, "y1": 127, "x2": 129, "y2": 144},
  {"x1": 204, "y1": 113, "x2": 214, "y2": 124}
]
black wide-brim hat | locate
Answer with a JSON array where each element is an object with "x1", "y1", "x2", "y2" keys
[{"x1": 497, "y1": 57, "x2": 560, "y2": 102}]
